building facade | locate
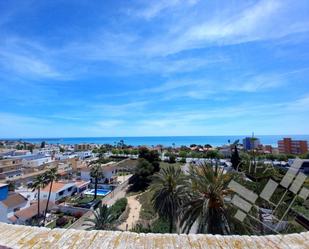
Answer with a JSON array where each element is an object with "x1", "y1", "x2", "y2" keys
[
  {"x1": 243, "y1": 137, "x2": 261, "y2": 151},
  {"x1": 278, "y1": 138, "x2": 308, "y2": 154},
  {"x1": 0, "y1": 159, "x2": 23, "y2": 180}
]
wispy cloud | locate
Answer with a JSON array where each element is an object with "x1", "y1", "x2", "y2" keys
[
  {"x1": 0, "y1": 0, "x2": 309, "y2": 137},
  {"x1": 0, "y1": 37, "x2": 66, "y2": 80},
  {"x1": 130, "y1": 0, "x2": 199, "y2": 19}
]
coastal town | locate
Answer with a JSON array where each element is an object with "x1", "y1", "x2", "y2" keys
[
  {"x1": 0, "y1": 136, "x2": 308, "y2": 234},
  {"x1": 1, "y1": 0, "x2": 309, "y2": 247}
]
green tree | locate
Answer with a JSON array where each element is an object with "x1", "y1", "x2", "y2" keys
[
  {"x1": 28, "y1": 144, "x2": 35, "y2": 153},
  {"x1": 43, "y1": 168, "x2": 58, "y2": 225},
  {"x1": 32, "y1": 174, "x2": 46, "y2": 225},
  {"x1": 129, "y1": 158, "x2": 154, "y2": 191},
  {"x1": 180, "y1": 163, "x2": 233, "y2": 234},
  {"x1": 151, "y1": 166, "x2": 186, "y2": 233},
  {"x1": 90, "y1": 164, "x2": 104, "y2": 200},
  {"x1": 40, "y1": 141, "x2": 46, "y2": 148},
  {"x1": 139, "y1": 147, "x2": 160, "y2": 172},
  {"x1": 169, "y1": 154, "x2": 176, "y2": 164},
  {"x1": 206, "y1": 150, "x2": 222, "y2": 159},
  {"x1": 179, "y1": 150, "x2": 187, "y2": 158},
  {"x1": 231, "y1": 145, "x2": 241, "y2": 170},
  {"x1": 84, "y1": 204, "x2": 114, "y2": 230}
]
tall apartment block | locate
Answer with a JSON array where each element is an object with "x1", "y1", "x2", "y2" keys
[
  {"x1": 278, "y1": 138, "x2": 308, "y2": 154},
  {"x1": 243, "y1": 137, "x2": 261, "y2": 151}
]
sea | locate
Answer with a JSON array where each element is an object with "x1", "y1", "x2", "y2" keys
[{"x1": 3, "y1": 135, "x2": 309, "y2": 147}]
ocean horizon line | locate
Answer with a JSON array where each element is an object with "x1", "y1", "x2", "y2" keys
[
  {"x1": 2, "y1": 135, "x2": 309, "y2": 147},
  {"x1": 2, "y1": 134, "x2": 309, "y2": 140}
]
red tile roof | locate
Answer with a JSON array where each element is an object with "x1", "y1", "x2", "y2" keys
[
  {"x1": 1, "y1": 193, "x2": 27, "y2": 208},
  {"x1": 14, "y1": 200, "x2": 55, "y2": 220},
  {"x1": 41, "y1": 182, "x2": 72, "y2": 193}
]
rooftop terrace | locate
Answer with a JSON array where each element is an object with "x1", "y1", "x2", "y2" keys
[{"x1": 0, "y1": 223, "x2": 308, "y2": 248}]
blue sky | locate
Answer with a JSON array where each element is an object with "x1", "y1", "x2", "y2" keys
[{"x1": 0, "y1": 0, "x2": 309, "y2": 138}]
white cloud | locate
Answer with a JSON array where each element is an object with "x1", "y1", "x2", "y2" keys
[
  {"x1": 132, "y1": 0, "x2": 198, "y2": 19},
  {"x1": 0, "y1": 38, "x2": 65, "y2": 79},
  {"x1": 140, "y1": 0, "x2": 309, "y2": 56}
]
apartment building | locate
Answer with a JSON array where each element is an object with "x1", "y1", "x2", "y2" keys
[
  {"x1": 278, "y1": 138, "x2": 308, "y2": 155},
  {"x1": 0, "y1": 159, "x2": 23, "y2": 180},
  {"x1": 74, "y1": 144, "x2": 92, "y2": 151},
  {"x1": 243, "y1": 137, "x2": 261, "y2": 151}
]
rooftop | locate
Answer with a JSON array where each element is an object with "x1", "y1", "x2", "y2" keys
[
  {"x1": 41, "y1": 181, "x2": 75, "y2": 193},
  {"x1": 0, "y1": 223, "x2": 308, "y2": 248},
  {"x1": 14, "y1": 200, "x2": 55, "y2": 220},
  {"x1": 0, "y1": 193, "x2": 27, "y2": 208}
]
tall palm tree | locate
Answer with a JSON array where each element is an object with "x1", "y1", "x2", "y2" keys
[
  {"x1": 43, "y1": 167, "x2": 58, "y2": 225},
  {"x1": 151, "y1": 165, "x2": 186, "y2": 233},
  {"x1": 83, "y1": 204, "x2": 114, "y2": 230},
  {"x1": 180, "y1": 162, "x2": 233, "y2": 235},
  {"x1": 90, "y1": 163, "x2": 104, "y2": 200},
  {"x1": 32, "y1": 174, "x2": 46, "y2": 225}
]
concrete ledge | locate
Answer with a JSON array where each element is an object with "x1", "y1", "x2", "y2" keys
[{"x1": 0, "y1": 222, "x2": 308, "y2": 248}]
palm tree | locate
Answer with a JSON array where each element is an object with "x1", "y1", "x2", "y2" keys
[
  {"x1": 151, "y1": 165, "x2": 186, "y2": 233},
  {"x1": 43, "y1": 167, "x2": 58, "y2": 225},
  {"x1": 90, "y1": 163, "x2": 104, "y2": 200},
  {"x1": 83, "y1": 204, "x2": 114, "y2": 230},
  {"x1": 180, "y1": 162, "x2": 233, "y2": 234},
  {"x1": 32, "y1": 174, "x2": 46, "y2": 225}
]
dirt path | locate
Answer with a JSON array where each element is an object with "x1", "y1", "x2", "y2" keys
[{"x1": 118, "y1": 195, "x2": 141, "y2": 231}]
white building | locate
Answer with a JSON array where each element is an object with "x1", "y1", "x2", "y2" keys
[
  {"x1": 75, "y1": 151, "x2": 93, "y2": 160},
  {"x1": 40, "y1": 180, "x2": 90, "y2": 203},
  {"x1": 40, "y1": 182, "x2": 77, "y2": 203},
  {"x1": 0, "y1": 192, "x2": 29, "y2": 223},
  {"x1": 22, "y1": 156, "x2": 52, "y2": 168},
  {"x1": 80, "y1": 162, "x2": 117, "y2": 184}
]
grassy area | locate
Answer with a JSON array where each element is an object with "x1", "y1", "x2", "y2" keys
[
  {"x1": 46, "y1": 220, "x2": 56, "y2": 229},
  {"x1": 76, "y1": 196, "x2": 94, "y2": 204},
  {"x1": 74, "y1": 195, "x2": 104, "y2": 205},
  {"x1": 293, "y1": 205, "x2": 309, "y2": 218},
  {"x1": 137, "y1": 190, "x2": 157, "y2": 220},
  {"x1": 159, "y1": 162, "x2": 183, "y2": 169},
  {"x1": 117, "y1": 172, "x2": 129, "y2": 176},
  {"x1": 117, "y1": 159, "x2": 138, "y2": 168},
  {"x1": 46, "y1": 216, "x2": 75, "y2": 229}
]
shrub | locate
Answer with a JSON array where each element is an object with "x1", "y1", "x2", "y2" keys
[
  {"x1": 151, "y1": 218, "x2": 170, "y2": 233},
  {"x1": 131, "y1": 223, "x2": 151, "y2": 233},
  {"x1": 169, "y1": 154, "x2": 176, "y2": 163},
  {"x1": 74, "y1": 212, "x2": 84, "y2": 219},
  {"x1": 109, "y1": 198, "x2": 127, "y2": 220},
  {"x1": 56, "y1": 217, "x2": 68, "y2": 227}
]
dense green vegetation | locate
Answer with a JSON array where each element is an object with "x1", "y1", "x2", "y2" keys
[
  {"x1": 84, "y1": 198, "x2": 128, "y2": 230},
  {"x1": 128, "y1": 147, "x2": 160, "y2": 192},
  {"x1": 109, "y1": 198, "x2": 128, "y2": 220},
  {"x1": 151, "y1": 166, "x2": 186, "y2": 233},
  {"x1": 133, "y1": 157, "x2": 307, "y2": 235}
]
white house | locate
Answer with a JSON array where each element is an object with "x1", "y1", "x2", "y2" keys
[
  {"x1": 75, "y1": 151, "x2": 93, "y2": 160},
  {"x1": 80, "y1": 162, "x2": 117, "y2": 184},
  {"x1": 12, "y1": 200, "x2": 56, "y2": 225},
  {"x1": 22, "y1": 156, "x2": 52, "y2": 168},
  {"x1": 40, "y1": 181, "x2": 77, "y2": 203},
  {"x1": 0, "y1": 192, "x2": 29, "y2": 223}
]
